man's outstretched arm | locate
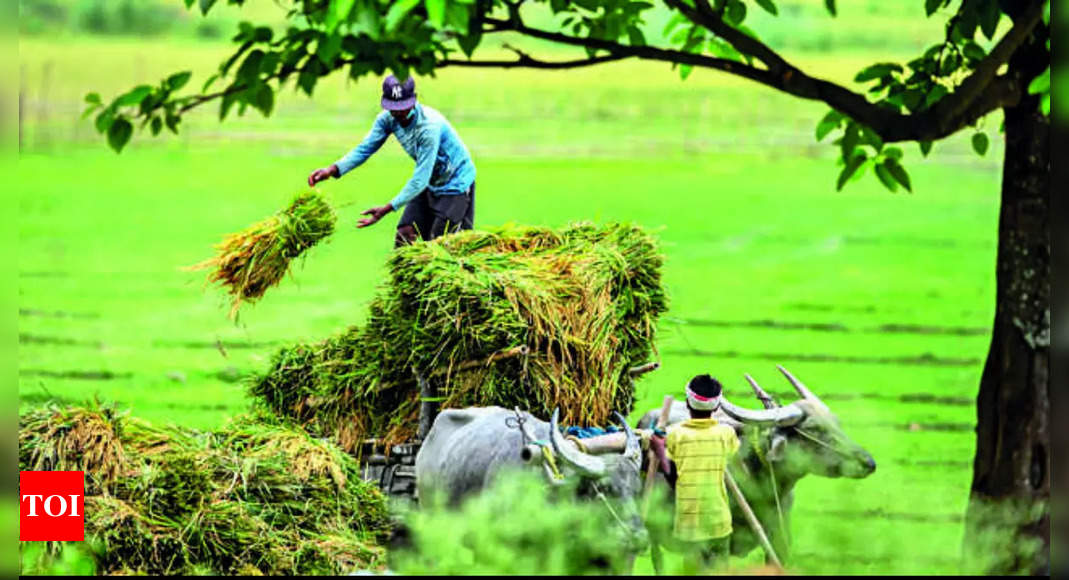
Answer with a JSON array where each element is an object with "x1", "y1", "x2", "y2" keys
[
  {"x1": 308, "y1": 114, "x2": 391, "y2": 186},
  {"x1": 357, "y1": 129, "x2": 441, "y2": 229}
]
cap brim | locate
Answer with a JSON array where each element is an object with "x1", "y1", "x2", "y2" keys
[{"x1": 381, "y1": 97, "x2": 417, "y2": 111}]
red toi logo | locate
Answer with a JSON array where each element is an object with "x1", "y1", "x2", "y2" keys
[{"x1": 20, "y1": 471, "x2": 85, "y2": 541}]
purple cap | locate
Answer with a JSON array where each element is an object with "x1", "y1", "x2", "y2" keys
[{"x1": 381, "y1": 74, "x2": 417, "y2": 111}]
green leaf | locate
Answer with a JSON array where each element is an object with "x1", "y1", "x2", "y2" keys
[
  {"x1": 815, "y1": 110, "x2": 845, "y2": 142},
  {"x1": 252, "y1": 84, "x2": 275, "y2": 117},
  {"x1": 317, "y1": 34, "x2": 343, "y2": 63},
  {"x1": 84, "y1": 92, "x2": 101, "y2": 105},
  {"x1": 859, "y1": 125, "x2": 883, "y2": 152},
  {"x1": 166, "y1": 71, "x2": 193, "y2": 92},
  {"x1": 298, "y1": 68, "x2": 319, "y2": 96},
  {"x1": 236, "y1": 50, "x2": 265, "y2": 82},
  {"x1": 925, "y1": 0, "x2": 943, "y2": 16},
  {"x1": 883, "y1": 157, "x2": 912, "y2": 192},
  {"x1": 94, "y1": 109, "x2": 114, "y2": 134},
  {"x1": 840, "y1": 123, "x2": 859, "y2": 160},
  {"x1": 854, "y1": 63, "x2": 902, "y2": 83},
  {"x1": 725, "y1": 0, "x2": 746, "y2": 26},
  {"x1": 979, "y1": 0, "x2": 1000, "y2": 40},
  {"x1": 386, "y1": 0, "x2": 421, "y2": 31},
  {"x1": 836, "y1": 152, "x2": 866, "y2": 191},
  {"x1": 326, "y1": 0, "x2": 358, "y2": 30},
  {"x1": 445, "y1": 1, "x2": 470, "y2": 33},
  {"x1": 971, "y1": 132, "x2": 989, "y2": 156},
  {"x1": 884, "y1": 146, "x2": 903, "y2": 160},
  {"x1": 457, "y1": 28, "x2": 482, "y2": 58},
  {"x1": 165, "y1": 113, "x2": 181, "y2": 135},
  {"x1": 220, "y1": 90, "x2": 240, "y2": 121},
  {"x1": 962, "y1": 41, "x2": 986, "y2": 63},
  {"x1": 81, "y1": 103, "x2": 101, "y2": 120},
  {"x1": 202, "y1": 73, "x2": 220, "y2": 93},
  {"x1": 754, "y1": 0, "x2": 777, "y2": 15},
  {"x1": 815, "y1": 119, "x2": 837, "y2": 142},
  {"x1": 874, "y1": 161, "x2": 898, "y2": 192},
  {"x1": 198, "y1": 0, "x2": 217, "y2": 16},
  {"x1": 824, "y1": 0, "x2": 836, "y2": 17},
  {"x1": 1028, "y1": 68, "x2": 1050, "y2": 95},
  {"x1": 628, "y1": 26, "x2": 646, "y2": 47},
  {"x1": 425, "y1": 0, "x2": 446, "y2": 28},
  {"x1": 679, "y1": 64, "x2": 693, "y2": 81},
  {"x1": 919, "y1": 140, "x2": 933, "y2": 157},
  {"x1": 923, "y1": 84, "x2": 948, "y2": 109},
  {"x1": 1041, "y1": 93, "x2": 1050, "y2": 116},
  {"x1": 116, "y1": 85, "x2": 153, "y2": 107},
  {"x1": 150, "y1": 116, "x2": 163, "y2": 136},
  {"x1": 107, "y1": 117, "x2": 133, "y2": 153}
]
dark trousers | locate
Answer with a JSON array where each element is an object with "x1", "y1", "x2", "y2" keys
[{"x1": 394, "y1": 183, "x2": 475, "y2": 248}]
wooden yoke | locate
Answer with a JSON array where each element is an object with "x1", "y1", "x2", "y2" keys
[{"x1": 641, "y1": 395, "x2": 675, "y2": 519}]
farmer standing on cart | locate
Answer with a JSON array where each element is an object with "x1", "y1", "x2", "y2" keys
[{"x1": 307, "y1": 74, "x2": 477, "y2": 247}]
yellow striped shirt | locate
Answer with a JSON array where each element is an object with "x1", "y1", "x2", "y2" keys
[{"x1": 666, "y1": 418, "x2": 740, "y2": 541}]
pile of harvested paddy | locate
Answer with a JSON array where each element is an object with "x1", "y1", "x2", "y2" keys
[
  {"x1": 188, "y1": 190, "x2": 336, "y2": 319},
  {"x1": 250, "y1": 222, "x2": 667, "y2": 451},
  {"x1": 18, "y1": 405, "x2": 390, "y2": 575}
]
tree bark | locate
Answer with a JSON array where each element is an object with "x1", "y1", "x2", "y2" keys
[{"x1": 963, "y1": 26, "x2": 1050, "y2": 575}]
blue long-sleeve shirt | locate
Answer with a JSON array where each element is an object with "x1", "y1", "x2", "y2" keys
[{"x1": 334, "y1": 104, "x2": 476, "y2": 209}]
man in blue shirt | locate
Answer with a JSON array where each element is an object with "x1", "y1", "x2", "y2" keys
[{"x1": 307, "y1": 75, "x2": 477, "y2": 247}]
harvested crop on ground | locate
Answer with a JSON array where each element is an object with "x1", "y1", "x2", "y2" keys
[
  {"x1": 188, "y1": 190, "x2": 337, "y2": 318},
  {"x1": 18, "y1": 404, "x2": 390, "y2": 575},
  {"x1": 250, "y1": 222, "x2": 667, "y2": 451}
]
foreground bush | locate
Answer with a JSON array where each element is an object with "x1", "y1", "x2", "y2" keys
[{"x1": 18, "y1": 404, "x2": 391, "y2": 575}]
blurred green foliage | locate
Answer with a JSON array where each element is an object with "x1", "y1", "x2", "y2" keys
[
  {"x1": 19, "y1": 542, "x2": 97, "y2": 575},
  {"x1": 393, "y1": 469, "x2": 675, "y2": 575}
]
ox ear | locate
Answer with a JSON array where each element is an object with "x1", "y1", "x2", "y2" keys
[{"x1": 767, "y1": 433, "x2": 788, "y2": 461}]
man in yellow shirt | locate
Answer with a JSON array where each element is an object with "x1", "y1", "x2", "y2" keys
[{"x1": 649, "y1": 374, "x2": 740, "y2": 573}]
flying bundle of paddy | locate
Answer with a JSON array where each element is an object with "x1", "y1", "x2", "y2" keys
[
  {"x1": 18, "y1": 404, "x2": 390, "y2": 575},
  {"x1": 189, "y1": 190, "x2": 337, "y2": 318},
  {"x1": 250, "y1": 222, "x2": 668, "y2": 451}
]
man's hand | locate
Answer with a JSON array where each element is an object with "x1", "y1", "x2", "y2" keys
[
  {"x1": 357, "y1": 204, "x2": 394, "y2": 228},
  {"x1": 307, "y1": 164, "x2": 339, "y2": 186},
  {"x1": 649, "y1": 434, "x2": 666, "y2": 456}
]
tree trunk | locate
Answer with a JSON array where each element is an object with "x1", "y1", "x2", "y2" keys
[{"x1": 962, "y1": 27, "x2": 1050, "y2": 575}]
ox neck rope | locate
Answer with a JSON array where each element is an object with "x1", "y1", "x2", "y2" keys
[
  {"x1": 753, "y1": 427, "x2": 789, "y2": 548},
  {"x1": 507, "y1": 410, "x2": 564, "y2": 481},
  {"x1": 592, "y1": 482, "x2": 634, "y2": 536}
]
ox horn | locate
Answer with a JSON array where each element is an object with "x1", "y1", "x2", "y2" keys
[
  {"x1": 744, "y1": 374, "x2": 777, "y2": 409},
  {"x1": 613, "y1": 411, "x2": 641, "y2": 460},
  {"x1": 719, "y1": 397, "x2": 805, "y2": 427},
  {"x1": 776, "y1": 364, "x2": 827, "y2": 408},
  {"x1": 550, "y1": 408, "x2": 607, "y2": 479}
]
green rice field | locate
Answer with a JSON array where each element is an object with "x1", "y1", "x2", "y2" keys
[{"x1": 17, "y1": 2, "x2": 1005, "y2": 573}]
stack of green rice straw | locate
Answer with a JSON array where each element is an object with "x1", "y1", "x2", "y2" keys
[
  {"x1": 18, "y1": 404, "x2": 391, "y2": 575},
  {"x1": 250, "y1": 222, "x2": 667, "y2": 452}
]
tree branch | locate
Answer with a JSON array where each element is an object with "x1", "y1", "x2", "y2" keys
[
  {"x1": 171, "y1": 0, "x2": 1044, "y2": 144},
  {"x1": 932, "y1": 0, "x2": 1046, "y2": 125},
  {"x1": 668, "y1": 0, "x2": 790, "y2": 72},
  {"x1": 440, "y1": 52, "x2": 627, "y2": 69},
  {"x1": 482, "y1": 17, "x2": 777, "y2": 87}
]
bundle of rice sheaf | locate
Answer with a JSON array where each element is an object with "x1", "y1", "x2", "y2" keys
[
  {"x1": 18, "y1": 404, "x2": 391, "y2": 575},
  {"x1": 189, "y1": 190, "x2": 337, "y2": 318},
  {"x1": 250, "y1": 222, "x2": 667, "y2": 452}
]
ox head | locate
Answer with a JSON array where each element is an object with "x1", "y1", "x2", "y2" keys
[
  {"x1": 521, "y1": 407, "x2": 646, "y2": 554},
  {"x1": 722, "y1": 365, "x2": 876, "y2": 479}
]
